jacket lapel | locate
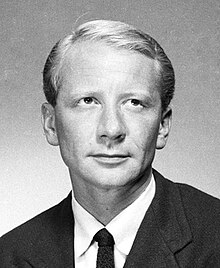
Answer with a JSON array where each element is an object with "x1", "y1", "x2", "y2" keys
[
  {"x1": 55, "y1": 192, "x2": 74, "y2": 267},
  {"x1": 31, "y1": 193, "x2": 75, "y2": 268},
  {"x1": 124, "y1": 170, "x2": 192, "y2": 267}
]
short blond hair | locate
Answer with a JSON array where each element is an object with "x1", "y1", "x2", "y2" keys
[{"x1": 43, "y1": 20, "x2": 175, "y2": 110}]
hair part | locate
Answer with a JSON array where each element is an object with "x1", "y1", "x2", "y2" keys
[{"x1": 43, "y1": 20, "x2": 175, "y2": 110}]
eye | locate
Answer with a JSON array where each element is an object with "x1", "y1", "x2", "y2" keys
[
  {"x1": 123, "y1": 98, "x2": 146, "y2": 112},
  {"x1": 78, "y1": 97, "x2": 98, "y2": 105},
  {"x1": 83, "y1": 97, "x2": 94, "y2": 104},
  {"x1": 130, "y1": 99, "x2": 142, "y2": 106},
  {"x1": 126, "y1": 99, "x2": 144, "y2": 107}
]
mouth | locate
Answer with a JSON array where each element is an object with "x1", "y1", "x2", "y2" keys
[{"x1": 91, "y1": 153, "x2": 130, "y2": 165}]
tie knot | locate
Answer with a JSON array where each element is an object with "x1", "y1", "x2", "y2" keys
[{"x1": 94, "y1": 228, "x2": 115, "y2": 247}]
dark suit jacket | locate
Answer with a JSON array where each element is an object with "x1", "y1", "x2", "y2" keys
[{"x1": 0, "y1": 170, "x2": 220, "y2": 267}]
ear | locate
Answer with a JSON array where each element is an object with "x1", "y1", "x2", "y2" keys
[
  {"x1": 41, "y1": 103, "x2": 59, "y2": 146},
  {"x1": 156, "y1": 107, "x2": 172, "y2": 150}
]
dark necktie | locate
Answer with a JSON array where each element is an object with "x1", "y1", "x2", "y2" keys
[{"x1": 94, "y1": 228, "x2": 115, "y2": 268}]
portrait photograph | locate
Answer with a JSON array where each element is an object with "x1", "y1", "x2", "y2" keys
[{"x1": 0, "y1": 0, "x2": 219, "y2": 267}]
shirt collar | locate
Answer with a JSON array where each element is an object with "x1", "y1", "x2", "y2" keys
[
  {"x1": 72, "y1": 173, "x2": 155, "y2": 258},
  {"x1": 106, "y1": 174, "x2": 155, "y2": 255},
  {"x1": 72, "y1": 194, "x2": 104, "y2": 258}
]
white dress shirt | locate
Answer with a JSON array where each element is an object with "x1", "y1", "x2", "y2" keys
[{"x1": 72, "y1": 174, "x2": 156, "y2": 268}]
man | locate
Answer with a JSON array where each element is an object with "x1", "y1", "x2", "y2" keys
[{"x1": 0, "y1": 20, "x2": 219, "y2": 267}]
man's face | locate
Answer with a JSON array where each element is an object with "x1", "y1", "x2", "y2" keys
[{"x1": 42, "y1": 42, "x2": 171, "y2": 190}]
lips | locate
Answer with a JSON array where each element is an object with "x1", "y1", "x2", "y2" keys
[
  {"x1": 91, "y1": 153, "x2": 130, "y2": 165},
  {"x1": 92, "y1": 153, "x2": 129, "y2": 158}
]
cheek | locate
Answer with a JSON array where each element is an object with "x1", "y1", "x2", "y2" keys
[
  {"x1": 129, "y1": 117, "x2": 160, "y2": 152},
  {"x1": 56, "y1": 115, "x2": 95, "y2": 153}
]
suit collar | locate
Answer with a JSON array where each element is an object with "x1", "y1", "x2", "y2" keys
[
  {"x1": 30, "y1": 192, "x2": 74, "y2": 267},
  {"x1": 56, "y1": 192, "x2": 74, "y2": 266},
  {"x1": 124, "y1": 170, "x2": 192, "y2": 267},
  {"x1": 151, "y1": 170, "x2": 192, "y2": 253}
]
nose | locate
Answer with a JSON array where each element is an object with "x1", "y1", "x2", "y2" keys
[{"x1": 97, "y1": 106, "x2": 126, "y2": 147}]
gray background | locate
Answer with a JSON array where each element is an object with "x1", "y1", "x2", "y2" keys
[{"x1": 1, "y1": 0, "x2": 219, "y2": 236}]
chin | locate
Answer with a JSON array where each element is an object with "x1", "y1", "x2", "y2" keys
[{"x1": 88, "y1": 169, "x2": 140, "y2": 189}]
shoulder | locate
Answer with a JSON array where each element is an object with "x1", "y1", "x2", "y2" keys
[
  {"x1": 154, "y1": 169, "x2": 220, "y2": 218},
  {"x1": 0, "y1": 193, "x2": 73, "y2": 265},
  {"x1": 175, "y1": 180, "x2": 220, "y2": 233},
  {"x1": 154, "y1": 170, "x2": 220, "y2": 253},
  {"x1": 172, "y1": 177, "x2": 220, "y2": 221},
  {"x1": 176, "y1": 180, "x2": 220, "y2": 211},
  {"x1": 174, "y1": 181, "x2": 220, "y2": 263},
  {"x1": 1, "y1": 196, "x2": 66, "y2": 244}
]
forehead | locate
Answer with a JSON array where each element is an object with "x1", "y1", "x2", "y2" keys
[{"x1": 59, "y1": 41, "x2": 158, "y2": 91}]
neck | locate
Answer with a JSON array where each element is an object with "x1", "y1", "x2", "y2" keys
[{"x1": 71, "y1": 169, "x2": 152, "y2": 225}]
